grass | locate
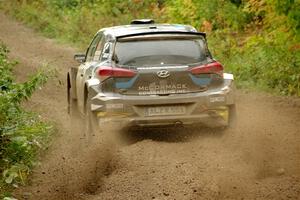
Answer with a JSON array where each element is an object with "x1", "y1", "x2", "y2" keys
[{"x1": 0, "y1": 42, "x2": 53, "y2": 198}]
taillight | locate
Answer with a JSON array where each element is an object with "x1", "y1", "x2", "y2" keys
[
  {"x1": 189, "y1": 62, "x2": 223, "y2": 76},
  {"x1": 97, "y1": 66, "x2": 136, "y2": 81}
]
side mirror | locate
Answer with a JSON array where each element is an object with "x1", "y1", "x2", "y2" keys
[{"x1": 74, "y1": 53, "x2": 86, "y2": 63}]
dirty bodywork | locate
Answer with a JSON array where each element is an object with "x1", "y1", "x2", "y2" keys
[{"x1": 67, "y1": 20, "x2": 235, "y2": 130}]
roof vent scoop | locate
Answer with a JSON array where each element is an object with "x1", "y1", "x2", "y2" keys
[{"x1": 131, "y1": 19, "x2": 155, "y2": 25}]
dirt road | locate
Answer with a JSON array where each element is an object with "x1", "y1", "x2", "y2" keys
[{"x1": 1, "y1": 13, "x2": 300, "y2": 200}]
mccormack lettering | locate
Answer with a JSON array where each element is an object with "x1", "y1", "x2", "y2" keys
[
  {"x1": 139, "y1": 84, "x2": 187, "y2": 91},
  {"x1": 137, "y1": 84, "x2": 189, "y2": 95}
]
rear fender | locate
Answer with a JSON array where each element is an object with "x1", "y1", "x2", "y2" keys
[
  {"x1": 83, "y1": 78, "x2": 100, "y2": 113},
  {"x1": 85, "y1": 78, "x2": 100, "y2": 89},
  {"x1": 222, "y1": 73, "x2": 235, "y2": 104},
  {"x1": 223, "y1": 73, "x2": 234, "y2": 81}
]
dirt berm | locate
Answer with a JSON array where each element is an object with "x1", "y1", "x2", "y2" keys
[{"x1": 0, "y1": 13, "x2": 299, "y2": 200}]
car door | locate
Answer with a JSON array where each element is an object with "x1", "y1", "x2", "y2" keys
[{"x1": 76, "y1": 32, "x2": 104, "y2": 113}]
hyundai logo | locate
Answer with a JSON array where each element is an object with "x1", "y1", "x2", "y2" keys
[{"x1": 157, "y1": 70, "x2": 170, "y2": 78}]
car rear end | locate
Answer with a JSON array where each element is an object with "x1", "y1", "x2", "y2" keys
[{"x1": 90, "y1": 32, "x2": 235, "y2": 128}]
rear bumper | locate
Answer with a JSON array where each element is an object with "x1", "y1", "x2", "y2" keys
[
  {"x1": 97, "y1": 109, "x2": 229, "y2": 128},
  {"x1": 90, "y1": 74, "x2": 235, "y2": 128}
]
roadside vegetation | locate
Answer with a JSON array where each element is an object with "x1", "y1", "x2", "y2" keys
[
  {"x1": 0, "y1": 43, "x2": 52, "y2": 198},
  {"x1": 1, "y1": 0, "x2": 299, "y2": 96}
]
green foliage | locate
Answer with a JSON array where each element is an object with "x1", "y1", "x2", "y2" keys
[
  {"x1": 0, "y1": 43, "x2": 52, "y2": 197},
  {"x1": 1, "y1": 0, "x2": 299, "y2": 96},
  {"x1": 210, "y1": 33, "x2": 300, "y2": 95},
  {"x1": 1, "y1": 0, "x2": 164, "y2": 47},
  {"x1": 165, "y1": 0, "x2": 248, "y2": 30}
]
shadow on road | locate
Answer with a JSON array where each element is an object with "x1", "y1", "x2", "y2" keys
[{"x1": 117, "y1": 125, "x2": 225, "y2": 145}]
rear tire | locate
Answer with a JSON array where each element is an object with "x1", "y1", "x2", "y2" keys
[
  {"x1": 67, "y1": 80, "x2": 80, "y2": 118},
  {"x1": 69, "y1": 99, "x2": 80, "y2": 118},
  {"x1": 84, "y1": 97, "x2": 99, "y2": 145},
  {"x1": 228, "y1": 104, "x2": 237, "y2": 128},
  {"x1": 68, "y1": 85, "x2": 81, "y2": 131}
]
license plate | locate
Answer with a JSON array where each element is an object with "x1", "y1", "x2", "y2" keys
[{"x1": 146, "y1": 106, "x2": 186, "y2": 116}]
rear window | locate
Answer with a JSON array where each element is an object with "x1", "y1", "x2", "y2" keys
[{"x1": 114, "y1": 38, "x2": 207, "y2": 67}]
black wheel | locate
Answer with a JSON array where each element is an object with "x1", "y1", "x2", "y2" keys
[
  {"x1": 69, "y1": 99, "x2": 80, "y2": 118},
  {"x1": 67, "y1": 79, "x2": 80, "y2": 118},
  {"x1": 84, "y1": 97, "x2": 99, "y2": 145},
  {"x1": 68, "y1": 86, "x2": 83, "y2": 138},
  {"x1": 228, "y1": 104, "x2": 237, "y2": 128}
]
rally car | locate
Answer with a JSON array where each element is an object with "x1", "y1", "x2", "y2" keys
[{"x1": 67, "y1": 19, "x2": 236, "y2": 134}]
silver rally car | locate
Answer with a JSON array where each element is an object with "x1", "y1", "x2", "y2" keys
[{"x1": 67, "y1": 19, "x2": 236, "y2": 133}]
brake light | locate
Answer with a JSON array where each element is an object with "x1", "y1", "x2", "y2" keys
[
  {"x1": 189, "y1": 62, "x2": 223, "y2": 76},
  {"x1": 97, "y1": 66, "x2": 136, "y2": 80}
]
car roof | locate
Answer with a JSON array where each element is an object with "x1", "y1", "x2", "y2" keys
[{"x1": 98, "y1": 24, "x2": 206, "y2": 39}]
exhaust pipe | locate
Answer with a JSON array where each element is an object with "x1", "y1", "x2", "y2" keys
[{"x1": 174, "y1": 121, "x2": 183, "y2": 127}]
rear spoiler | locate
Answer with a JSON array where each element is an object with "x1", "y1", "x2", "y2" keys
[{"x1": 116, "y1": 31, "x2": 206, "y2": 40}]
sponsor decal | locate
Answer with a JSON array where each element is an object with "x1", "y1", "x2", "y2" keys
[
  {"x1": 106, "y1": 103, "x2": 124, "y2": 109},
  {"x1": 210, "y1": 96, "x2": 225, "y2": 103},
  {"x1": 138, "y1": 83, "x2": 188, "y2": 95}
]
